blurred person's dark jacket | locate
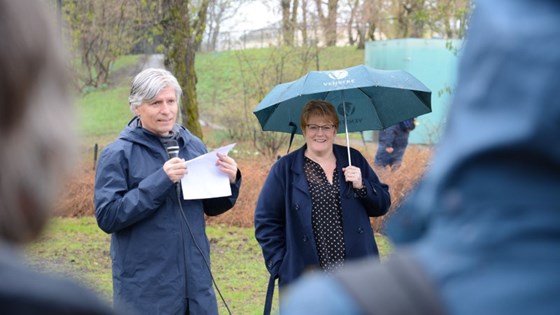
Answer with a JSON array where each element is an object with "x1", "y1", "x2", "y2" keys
[
  {"x1": 0, "y1": 245, "x2": 117, "y2": 315},
  {"x1": 374, "y1": 118, "x2": 415, "y2": 168},
  {"x1": 279, "y1": 1, "x2": 560, "y2": 314}
]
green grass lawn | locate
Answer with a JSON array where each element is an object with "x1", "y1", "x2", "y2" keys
[{"x1": 25, "y1": 217, "x2": 392, "y2": 314}]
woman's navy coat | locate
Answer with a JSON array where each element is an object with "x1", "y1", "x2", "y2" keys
[
  {"x1": 94, "y1": 119, "x2": 241, "y2": 315},
  {"x1": 255, "y1": 144, "x2": 391, "y2": 288}
]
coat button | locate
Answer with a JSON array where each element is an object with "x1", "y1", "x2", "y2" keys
[
  {"x1": 294, "y1": 204, "x2": 300, "y2": 211},
  {"x1": 303, "y1": 235, "x2": 308, "y2": 242},
  {"x1": 357, "y1": 227, "x2": 364, "y2": 234}
]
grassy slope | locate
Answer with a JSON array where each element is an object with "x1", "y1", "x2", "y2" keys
[{"x1": 25, "y1": 47, "x2": 394, "y2": 314}]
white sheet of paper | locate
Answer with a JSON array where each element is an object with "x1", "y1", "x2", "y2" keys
[{"x1": 181, "y1": 143, "x2": 236, "y2": 200}]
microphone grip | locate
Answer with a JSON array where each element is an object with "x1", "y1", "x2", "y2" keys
[
  {"x1": 165, "y1": 139, "x2": 182, "y2": 194},
  {"x1": 166, "y1": 139, "x2": 180, "y2": 159}
]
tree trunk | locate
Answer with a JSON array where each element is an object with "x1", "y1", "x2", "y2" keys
[
  {"x1": 281, "y1": 0, "x2": 300, "y2": 47},
  {"x1": 347, "y1": 0, "x2": 360, "y2": 46},
  {"x1": 301, "y1": 0, "x2": 308, "y2": 45},
  {"x1": 290, "y1": 0, "x2": 299, "y2": 45},
  {"x1": 314, "y1": 0, "x2": 338, "y2": 46},
  {"x1": 162, "y1": 0, "x2": 208, "y2": 140}
]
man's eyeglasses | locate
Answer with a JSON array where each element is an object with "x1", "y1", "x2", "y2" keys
[{"x1": 306, "y1": 124, "x2": 335, "y2": 133}]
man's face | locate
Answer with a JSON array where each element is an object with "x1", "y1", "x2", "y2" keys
[{"x1": 134, "y1": 86, "x2": 178, "y2": 136}]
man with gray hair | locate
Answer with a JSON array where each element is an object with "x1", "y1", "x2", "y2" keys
[
  {"x1": 0, "y1": 0, "x2": 117, "y2": 314},
  {"x1": 94, "y1": 67, "x2": 242, "y2": 315}
]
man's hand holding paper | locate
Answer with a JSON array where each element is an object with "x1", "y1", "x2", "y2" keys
[
  {"x1": 216, "y1": 152, "x2": 238, "y2": 184},
  {"x1": 180, "y1": 143, "x2": 237, "y2": 200}
]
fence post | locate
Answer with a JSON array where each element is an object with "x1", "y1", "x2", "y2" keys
[{"x1": 93, "y1": 143, "x2": 98, "y2": 171}]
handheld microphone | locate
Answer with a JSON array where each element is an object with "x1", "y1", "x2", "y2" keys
[
  {"x1": 166, "y1": 139, "x2": 180, "y2": 159},
  {"x1": 165, "y1": 139, "x2": 181, "y2": 195}
]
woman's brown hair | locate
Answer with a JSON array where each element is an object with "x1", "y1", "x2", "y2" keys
[{"x1": 300, "y1": 100, "x2": 340, "y2": 131}]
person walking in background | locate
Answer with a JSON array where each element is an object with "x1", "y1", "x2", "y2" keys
[
  {"x1": 0, "y1": 1, "x2": 117, "y2": 314},
  {"x1": 254, "y1": 100, "x2": 391, "y2": 314},
  {"x1": 277, "y1": 1, "x2": 560, "y2": 315},
  {"x1": 94, "y1": 68, "x2": 242, "y2": 315},
  {"x1": 374, "y1": 118, "x2": 416, "y2": 170}
]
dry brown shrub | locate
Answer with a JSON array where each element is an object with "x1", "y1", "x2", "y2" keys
[
  {"x1": 54, "y1": 162, "x2": 97, "y2": 217},
  {"x1": 56, "y1": 144, "x2": 432, "y2": 233},
  {"x1": 206, "y1": 157, "x2": 274, "y2": 227},
  {"x1": 54, "y1": 156, "x2": 276, "y2": 226},
  {"x1": 370, "y1": 145, "x2": 433, "y2": 231}
]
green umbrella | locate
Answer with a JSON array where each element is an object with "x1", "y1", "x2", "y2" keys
[{"x1": 254, "y1": 64, "x2": 432, "y2": 164}]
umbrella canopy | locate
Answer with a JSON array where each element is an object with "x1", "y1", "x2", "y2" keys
[{"x1": 254, "y1": 64, "x2": 432, "y2": 135}]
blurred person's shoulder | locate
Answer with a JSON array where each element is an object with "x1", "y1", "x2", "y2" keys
[{"x1": 0, "y1": 245, "x2": 118, "y2": 315}]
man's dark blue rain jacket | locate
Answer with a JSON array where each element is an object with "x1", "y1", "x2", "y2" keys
[{"x1": 94, "y1": 118, "x2": 241, "y2": 315}]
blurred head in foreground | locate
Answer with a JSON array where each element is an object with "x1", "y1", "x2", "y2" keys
[
  {"x1": 0, "y1": 1, "x2": 118, "y2": 314},
  {"x1": 0, "y1": 0, "x2": 76, "y2": 243}
]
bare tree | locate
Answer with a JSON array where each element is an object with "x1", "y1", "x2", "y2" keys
[
  {"x1": 425, "y1": 0, "x2": 472, "y2": 39},
  {"x1": 300, "y1": 0, "x2": 309, "y2": 45},
  {"x1": 332, "y1": 0, "x2": 471, "y2": 50},
  {"x1": 392, "y1": 0, "x2": 426, "y2": 38},
  {"x1": 63, "y1": 0, "x2": 136, "y2": 90},
  {"x1": 345, "y1": 0, "x2": 358, "y2": 45},
  {"x1": 353, "y1": 0, "x2": 387, "y2": 48},
  {"x1": 205, "y1": 0, "x2": 250, "y2": 51},
  {"x1": 218, "y1": 45, "x2": 323, "y2": 159},
  {"x1": 384, "y1": 0, "x2": 471, "y2": 40},
  {"x1": 281, "y1": 0, "x2": 299, "y2": 46},
  {"x1": 314, "y1": 0, "x2": 339, "y2": 46}
]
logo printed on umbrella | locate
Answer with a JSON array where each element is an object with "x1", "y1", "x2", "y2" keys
[
  {"x1": 328, "y1": 70, "x2": 349, "y2": 80},
  {"x1": 337, "y1": 102, "x2": 356, "y2": 116},
  {"x1": 324, "y1": 70, "x2": 355, "y2": 87}
]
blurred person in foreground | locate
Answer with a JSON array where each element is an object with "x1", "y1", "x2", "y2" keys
[
  {"x1": 0, "y1": 1, "x2": 117, "y2": 314},
  {"x1": 279, "y1": 1, "x2": 560, "y2": 315},
  {"x1": 374, "y1": 118, "x2": 416, "y2": 170},
  {"x1": 94, "y1": 67, "x2": 242, "y2": 315},
  {"x1": 254, "y1": 100, "x2": 391, "y2": 314}
]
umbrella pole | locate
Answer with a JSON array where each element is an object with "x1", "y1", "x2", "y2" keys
[{"x1": 342, "y1": 97, "x2": 352, "y2": 166}]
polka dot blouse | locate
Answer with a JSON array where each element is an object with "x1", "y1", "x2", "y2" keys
[{"x1": 304, "y1": 156, "x2": 346, "y2": 273}]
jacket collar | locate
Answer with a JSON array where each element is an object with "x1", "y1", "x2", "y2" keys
[
  {"x1": 290, "y1": 143, "x2": 350, "y2": 168},
  {"x1": 289, "y1": 144, "x2": 353, "y2": 196},
  {"x1": 121, "y1": 116, "x2": 192, "y2": 148}
]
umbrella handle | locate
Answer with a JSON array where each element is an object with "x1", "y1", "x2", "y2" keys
[{"x1": 286, "y1": 122, "x2": 297, "y2": 155}]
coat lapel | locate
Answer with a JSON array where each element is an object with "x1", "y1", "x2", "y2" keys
[{"x1": 291, "y1": 146, "x2": 313, "y2": 232}]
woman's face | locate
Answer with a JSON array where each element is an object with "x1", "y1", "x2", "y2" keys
[{"x1": 303, "y1": 115, "x2": 337, "y2": 155}]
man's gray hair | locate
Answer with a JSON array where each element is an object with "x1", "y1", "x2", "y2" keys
[
  {"x1": 128, "y1": 68, "x2": 182, "y2": 112},
  {"x1": 0, "y1": 0, "x2": 76, "y2": 244}
]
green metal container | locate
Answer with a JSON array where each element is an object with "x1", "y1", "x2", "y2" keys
[{"x1": 364, "y1": 38, "x2": 463, "y2": 144}]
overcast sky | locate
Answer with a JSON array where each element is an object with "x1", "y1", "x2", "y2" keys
[{"x1": 224, "y1": 1, "x2": 280, "y2": 32}]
